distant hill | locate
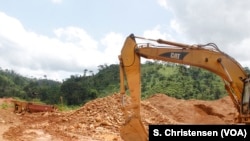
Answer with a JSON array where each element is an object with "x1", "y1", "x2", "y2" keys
[{"x1": 1, "y1": 61, "x2": 248, "y2": 106}]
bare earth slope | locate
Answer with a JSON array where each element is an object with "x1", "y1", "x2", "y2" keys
[
  {"x1": 144, "y1": 94, "x2": 237, "y2": 124},
  {"x1": 0, "y1": 93, "x2": 237, "y2": 141}
]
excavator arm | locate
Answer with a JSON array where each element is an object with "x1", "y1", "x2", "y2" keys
[{"x1": 118, "y1": 34, "x2": 250, "y2": 141}]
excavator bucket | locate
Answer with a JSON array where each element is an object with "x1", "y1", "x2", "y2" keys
[{"x1": 120, "y1": 117, "x2": 148, "y2": 141}]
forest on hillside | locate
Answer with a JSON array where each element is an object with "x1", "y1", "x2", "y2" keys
[{"x1": 0, "y1": 61, "x2": 249, "y2": 106}]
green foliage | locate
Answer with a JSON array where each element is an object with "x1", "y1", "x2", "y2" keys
[
  {"x1": 56, "y1": 104, "x2": 80, "y2": 112},
  {"x1": 141, "y1": 61, "x2": 227, "y2": 100},
  {"x1": 0, "y1": 61, "x2": 245, "y2": 106},
  {"x1": 1, "y1": 102, "x2": 9, "y2": 109},
  {"x1": 0, "y1": 69, "x2": 29, "y2": 98},
  {"x1": 93, "y1": 64, "x2": 120, "y2": 96}
]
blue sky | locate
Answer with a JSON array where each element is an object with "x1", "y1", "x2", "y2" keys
[
  {"x1": 0, "y1": 0, "x2": 250, "y2": 81},
  {"x1": 0, "y1": 0, "x2": 171, "y2": 38}
]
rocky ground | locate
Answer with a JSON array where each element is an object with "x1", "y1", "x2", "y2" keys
[{"x1": 0, "y1": 93, "x2": 238, "y2": 141}]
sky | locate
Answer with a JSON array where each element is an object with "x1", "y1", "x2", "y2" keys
[{"x1": 0, "y1": 0, "x2": 250, "y2": 82}]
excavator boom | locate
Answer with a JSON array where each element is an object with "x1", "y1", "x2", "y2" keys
[{"x1": 118, "y1": 34, "x2": 250, "y2": 141}]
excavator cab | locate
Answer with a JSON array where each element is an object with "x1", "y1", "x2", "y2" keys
[{"x1": 242, "y1": 78, "x2": 250, "y2": 114}]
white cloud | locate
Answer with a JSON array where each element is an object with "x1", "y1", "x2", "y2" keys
[
  {"x1": 101, "y1": 32, "x2": 124, "y2": 65},
  {"x1": 170, "y1": 19, "x2": 184, "y2": 36},
  {"x1": 51, "y1": 0, "x2": 62, "y2": 4},
  {"x1": 54, "y1": 27, "x2": 98, "y2": 49},
  {"x1": 157, "y1": 0, "x2": 250, "y2": 68},
  {"x1": 0, "y1": 12, "x2": 124, "y2": 81},
  {"x1": 157, "y1": 0, "x2": 169, "y2": 10},
  {"x1": 143, "y1": 25, "x2": 173, "y2": 40},
  {"x1": 0, "y1": 12, "x2": 27, "y2": 44},
  {"x1": 227, "y1": 38, "x2": 250, "y2": 65}
]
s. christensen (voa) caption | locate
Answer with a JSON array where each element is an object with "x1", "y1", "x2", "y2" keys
[{"x1": 149, "y1": 124, "x2": 250, "y2": 140}]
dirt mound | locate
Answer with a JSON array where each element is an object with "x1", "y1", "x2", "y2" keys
[
  {"x1": 1, "y1": 93, "x2": 238, "y2": 141},
  {"x1": 3, "y1": 94, "x2": 124, "y2": 141},
  {"x1": 0, "y1": 98, "x2": 21, "y2": 141},
  {"x1": 144, "y1": 94, "x2": 237, "y2": 124}
]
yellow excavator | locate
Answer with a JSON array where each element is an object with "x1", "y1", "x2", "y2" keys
[{"x1": 118, "y1": 34, "x2": 250, "y2": 141}]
